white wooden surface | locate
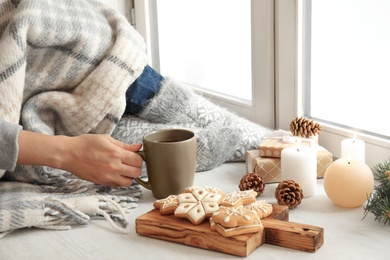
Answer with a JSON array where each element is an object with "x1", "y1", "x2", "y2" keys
[{"x1": 0, "y1": 162, "x2": 389, "y2": 260}]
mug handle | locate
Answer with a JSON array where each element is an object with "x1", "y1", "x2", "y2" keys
[{"x1": 134, "y1": 151, "x2": 152, "y2": 190}]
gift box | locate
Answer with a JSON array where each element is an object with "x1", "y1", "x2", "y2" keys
[
  {"x1": 258, "y1": 139, "x2": 295, "y2": 158},
  {"x1": 245, "y1": 146, "x2": 333, "y2": 183},
  {"x1": 258, "y1": 137, "x2": 317, "y2": 158}
]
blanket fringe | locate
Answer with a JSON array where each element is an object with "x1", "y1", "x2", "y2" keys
[
  {"x1": 44, "y1": 197, "x2": 91, "y2": 229},
  {"x1": 46, "y1": 195, "x2": 133, "y2": 233},
  {"x1": 95, "y1": 196, "x2": 130, "y2": 233}
]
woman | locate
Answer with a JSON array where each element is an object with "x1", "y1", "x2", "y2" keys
[{"x1": 0, "y1": 0, "x2": 269, "y2": 187}]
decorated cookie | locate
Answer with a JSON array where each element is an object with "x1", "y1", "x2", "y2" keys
[
  {"x1": 244, "y1": 200, "x2": 273, "y2": 219},
  {"x1": 153, "y1": 195, "x2": 179, "y2": 215},
  {"x1": 183, "y1": 186, "x2": 225, "y2": 197},
  {"x1": 210, "y1": 205, "x2": 263, "y2": 237},
  {"x1": 174, "y1": 187, "x2": 223, "y2": 225},
  {"x1": 210, "y1": 220, "x2": 263, "y2": 237},
  {"x1": 220, "y1": 190, "x2": 257, "y2": 207},
  {"x1": 211, "y1": 205, "x2": 259, "y2": 228}
]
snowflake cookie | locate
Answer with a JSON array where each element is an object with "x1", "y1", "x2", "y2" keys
[
  {"x1": 153, "y1": 195, "x2": 179, "y2": 215},
  {"x1": 183, "y1": 186, "x2": 225, "y2": 197},
  {"x1": 174, "y1": 187, "x2": 223, "y2": 225},
  {"x1": 220, "y1": 190, "x2": 257, "y2": 207},
  {"x1": 244, "y1": 200, "x2": 273, "y2": 219},
  {"x1": 210, "y1": 205, "x2": 263, "y2": 237}
]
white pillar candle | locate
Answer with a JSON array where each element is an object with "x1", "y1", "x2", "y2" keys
[
  {"x1": 281, "y1": 146, "x2": 317, "y2": 197},
  {"x1": 341, "y1": 138, "x2": 365, "y2": 162}
]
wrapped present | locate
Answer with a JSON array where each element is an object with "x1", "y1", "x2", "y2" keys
[
  {"x1": 259, "y1": 130, "x2": 318, "y2": 158},
  {"x1": 245, "y1": 146, "x2": 333, "y2": 183},
  {"x1": 259, "y1": 138, "x2": 297, "y2": 158}
]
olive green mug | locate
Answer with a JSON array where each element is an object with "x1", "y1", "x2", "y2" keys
[{"x1": 135, "y1": 129, "x2": 196, "y2": 199}]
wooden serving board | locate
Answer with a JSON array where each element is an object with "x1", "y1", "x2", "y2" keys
[{"x1": 135, "y1": 205, "x2": 323, "y2": 257}]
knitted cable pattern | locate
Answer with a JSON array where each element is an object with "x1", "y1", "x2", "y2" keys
[{"x1": 0, "y1": 0, "x2": 147, "y2": 237}]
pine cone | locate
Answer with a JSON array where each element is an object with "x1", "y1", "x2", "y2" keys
[
  {"x1": 239, "y1": 173, "x2": 265, "y2": 196},
  {"x1": 275, "y1": 180, "x2": 303, "y2": 209},
  {"x1": 290, "y1": 116, "x2": 322, "y2": 138}
]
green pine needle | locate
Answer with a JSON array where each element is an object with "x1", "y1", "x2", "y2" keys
[
  {"x1": 363, "y1": 159, "x2": 390, "y2": 225},
  {"x1": 364, "y1": 183, "x2": 390, "y2": 225},
  {"x1": 372, "y1": 159, "x2": 390, "y2": 185}
]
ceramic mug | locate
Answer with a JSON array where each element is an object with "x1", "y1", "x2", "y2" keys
[{"x1": 135, "y1": 129, "x2": 196, "y2": 199}]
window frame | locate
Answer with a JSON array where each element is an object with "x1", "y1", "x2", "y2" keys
[
  {"x1": 134, "y1": 0, "x2": 390, "y2": 168},
  {"x1": 133, "y1": 0, "x2": 275, "y2": 129},
  {"x1": 276, "y1": 0, "x2": 390, "y2": 168}
]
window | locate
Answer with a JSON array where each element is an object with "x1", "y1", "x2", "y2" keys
[
  {"x1": 307, "y1": 0, "x2": 390, "y2": 139},
  {"x1": 134, "y1": 0, "x2": 390, "y2": 168},
  {"x1": 133, "y1": 0, "x2": 275, "y2": 128},
  {"x1": 157, "y1": 0, "x2": 252, "y2": 102},
  {"x1": 98, "y1": 0, "x2": 131, "y2": 20},
  {"x1": 277, "y1": 0, "x2": 390, "y2": 167}
]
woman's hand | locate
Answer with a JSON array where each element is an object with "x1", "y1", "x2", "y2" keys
[
  {"x1": 17, "y1": 131, "x2": 143, "y2": 187},
  {"x1": 59, "y1": 134, "x2": 143, "y2": 187}
]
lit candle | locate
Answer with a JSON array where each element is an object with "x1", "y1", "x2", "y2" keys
[
  {"x1": 341, "y1": 136, "x2": 365, "y2": 162},
  {"x1": 281, "y1": 146, "x2": 317, "y2": 197}
]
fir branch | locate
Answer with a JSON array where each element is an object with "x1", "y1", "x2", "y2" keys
[
  {"x1": 363, "y1": 159, "x2": 390, "y2": 225},
  {"x1": 372, "y1": 159, "x2": 390, "y2": 185},
  {"x1": 364, "y1": 183, "x2": 390, "y2": 225}
]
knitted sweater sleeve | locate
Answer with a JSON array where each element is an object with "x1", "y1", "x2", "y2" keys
[{"x1": 0, "y1": 119, "x2": 22, "y2": 177}]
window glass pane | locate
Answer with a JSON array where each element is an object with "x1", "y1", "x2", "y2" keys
[
  {"x1": 156, "y1": 0, "x2": 252, "y2": 101},
  {"x1": 307, "y1": 0, "x2": 390, "y2": 138}
]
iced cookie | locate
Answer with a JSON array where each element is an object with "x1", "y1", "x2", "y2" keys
[
  {"x1": 153, "y1": 195, "x2": 179, "y2": 215},
  {"x1": 183, "y1": 186, "x2": 225, "y2": 197},
  {"x1": 220, "y1": 190, "x2": 257, "y2": 207},
  {"x1": 210, "y1": 205, "x2": 263, "y2": 237},
  {"x1": 244, "y1": 200, "x2": 273, "y2": 219},
  {"x1": 174, "y1": 187, "x2": 223, "y2": 225}
]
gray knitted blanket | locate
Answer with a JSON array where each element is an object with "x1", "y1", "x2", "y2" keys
[
  {"x1": 0, "y1": 0, "x2": 271, "y2": 238},
  {"x1": 0, "y1": 0, "x2": 148, "y2": 237}
]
